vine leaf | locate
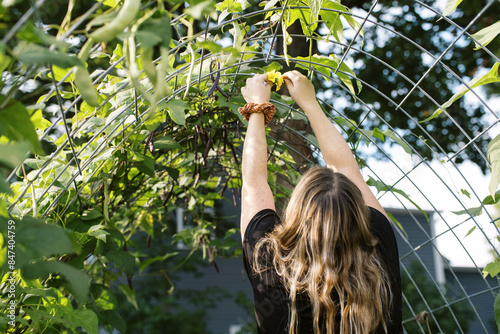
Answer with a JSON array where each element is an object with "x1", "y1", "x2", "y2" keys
[
  {"x1": 63, "y1": 309, "x2": 99, "y2": 334},
  {"x1": 0, "y1": 97, "x2": 44, "y2": 155},
  {"x1": 0, "y1": 142, "x2": 31, "y2": 169},
  {"x1": 308, "y1": 0, "x2": 323, "y2": 26},
  {"x1": 22, "y1": 261, "x2": 91, "y2": 304},
  {"x1": 483, "y1": 262, "x2": 500, "y2": 278},
  {"x1": 106, "y1": 250, "x2": 135, "y2": 277},
  {"x1": 464, "y1": 226, "x2": 476, "y2": 237},
  {"x1": 320, "y1": 1, "x2": 345, "y2": 43},
  {"x1": 359, "y1": 128, "x2": 413, "y2": 156},
  {"x1": 421, "y1": 62, "x2": 500, "y2": 123},
  {"x1": 155, "y1": 136, "x2": 182, "y2": 150},
  {"x1": 452, "y1": 190, "x2": 500, "y2": 216},
  {"x1": 472, "y1": 21, "x2": 500, "y2": 50},
  {"x1": 294, "y1": 54, "x2": 361, "y2": 95},
  {"x1": 15, "y1": 43, "x2": 84, "y2": 68},
  {"x1": 14, "y1": 216, "x2": 81, "y2": 268},
  {"x1": 441, "y1": 0, "x2": 463, "y2": 17},
  {"x1": 367, "y1": 176, "x2": 429, "y2": 221},
  {"x1": 488, "y1": 133, "x2": 500, "y2": 198},
  {"x1": 165, "y1": 99, "x2": 189, "y2": 126}
]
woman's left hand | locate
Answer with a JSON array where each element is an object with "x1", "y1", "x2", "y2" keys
[{"x1": 241, "y1": 74, "x2": 271, "y2": 104}]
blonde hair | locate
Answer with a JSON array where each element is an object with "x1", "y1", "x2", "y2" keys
[{"x1": 254, "y1": 166, "x2": 392, "y2": 334}]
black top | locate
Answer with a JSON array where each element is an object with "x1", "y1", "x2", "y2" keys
[{"x1": 242, "y1": 208, "x2": 403, "y2": 333}]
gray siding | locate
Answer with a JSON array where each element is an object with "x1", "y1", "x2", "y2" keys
[
  {"x1": 388, "y1": 209, "x2": 437, "y2": 280},
  {"x1": 445, "y1": 267, "x2": 497, "y2": 333}
]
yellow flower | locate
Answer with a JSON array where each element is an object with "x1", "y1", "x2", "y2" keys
[{"x1": 266, "y1": 70, "x2": 284, "y2": 91}]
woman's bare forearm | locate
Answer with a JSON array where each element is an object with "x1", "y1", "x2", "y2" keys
[
  {"x1": 299, "y1": 100, "x2": 358, "y2": 173},
  {"x1": 242, "y1": 113, "x2": 268, "y2": 186}
]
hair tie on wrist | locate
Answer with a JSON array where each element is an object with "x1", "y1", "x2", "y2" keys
[{"x1": 238, "y1": 102, "x2": 276, "y2": 125}]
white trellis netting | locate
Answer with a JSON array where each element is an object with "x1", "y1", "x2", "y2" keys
[{"x1": 0, "y1": 0, "x2": 499, "y2": 333}]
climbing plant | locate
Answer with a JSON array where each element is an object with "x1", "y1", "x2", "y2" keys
[{"x1": 0, "y1": 0, "x2": 499, "y2": 333}]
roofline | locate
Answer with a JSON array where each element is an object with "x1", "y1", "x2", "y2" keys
[
  {"x1": 444, "y1": 266, "x2": 484, "y2": 273},
  {"x1": 384, "y1": 207, "x2": 435, "y2": 216}
]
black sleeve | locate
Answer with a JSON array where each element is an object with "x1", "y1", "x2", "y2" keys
[
  {"x1": 242, "y1": 209, "x2": 281, "y2": 277},
  {"x1": 369, "y1": 207, "x2": 403, "y2": 334}
]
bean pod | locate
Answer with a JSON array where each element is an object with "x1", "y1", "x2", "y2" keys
[
  {"x1": 90, "y1": 0, "x2": 141, "y2": 42},
  {"x1": 73, "y1": 65, "x2": 99, "y2": 107}
]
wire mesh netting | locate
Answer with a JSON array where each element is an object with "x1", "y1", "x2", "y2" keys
[{"x1": 0, "y1": 0, "x2": 499, "y2": 333}]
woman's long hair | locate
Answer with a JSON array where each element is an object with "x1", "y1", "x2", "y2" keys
[{"x1": 253, "y1": 167, "x2": 392, "y2": 334}]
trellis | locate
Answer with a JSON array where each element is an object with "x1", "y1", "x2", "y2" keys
[{"x1": 0, "y1": 0, "x2": 499, "y2": 333}]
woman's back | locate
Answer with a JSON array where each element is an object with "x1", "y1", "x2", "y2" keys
[{"x1": 243, "y1": 207, "x2": 402, "y2": 334}]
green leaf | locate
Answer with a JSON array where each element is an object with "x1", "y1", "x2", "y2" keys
[
  {"x1": 216, "y1": 0, "x2": 233, "y2": 11},
  {"x1": 87, "y1": 224, "x2": 110, "y2": 242},
  {"x1": 101, "y1": 310, "x2": 126, "y2": 333},
  {"x1": 0, "y1": 96, "x2": 44, "y2": 155},
  {"x1": 166, "y1": 99, "x2": 189, "y2": 126},
  {"x1": 133, "y1": 152, "x2": 155, "y2": 176},
  {"x1": 464, "y1": 226, "x2": 476, "y2": 237},
  {"x1": 294, "y1": 55, "x2": 361, "y2": 95},
  {"x1": 92, "y1": 284, "x2": 118, "y2": 310},
  {"x1": 0, "y1": 171, "x2": 12, "y2": 195},
  {"x1": 472, "y1": 20, "x2": 500, "y2": 49},
  {"x1": 308, "y1": 0, "x2": 323, "y2": 27},
  {"x1": 263, "y1": 61, "x2": 282, "y2": 73},
  {"x1": 81, "y1": 209, "x2": 103, "y2": 221},
  {"x1": 185, "y1": 0, "x2": 216, "y2": 20},
  {"x1": 136, "y1": 11, "x2": 170, "y2": 48},
  {"x1": 16, "y1": 216, "x2": 80, "y2": 268},
  {"x1": 136, "y1": 31, "x2": 164, "y2": 49},
  {"x1": 0, "y1": 48, "x2": 12, "y2": 73},
  {"x1": 320, "y1": 1, "x2": 345, "y2": 42},
  {"x1": 367, "y1": 176, "x2": 428, "y2": 221},
  {"x1": 386, "y1": 212, "x2": 408, "y2": 240},
  {"x1": 0, "y1": 233, "x2": 5, "y2": 269},
  {"x1": 442, "y1": 0, "x2": 463, "y2": 17},
  {"x1": 482, "y1": 191, "x2": 500, "y2": 205},
  {"x1": 483, "y1": 262, "x2": 500, "y2": 278},
  {"x1": 360, "y1": 128, "x2": 413, "y2": 156},
  {"x1": 138, "y1": 211, "x2": 154, "y2": 237},
  {"x1": 155, "y1": 136, "x2": 182, "y2": 150},
  {"x1": 451, "y1": 206, "x2": 482, "y2": 216},
  {"x1": 460, "y1": 188, "x2": 471, "y2": 198},
  {"x1": 165, "y1": 166, "x2": 180, "y2": 180},
  {"x1": 421, "y1": 62, "x2": 500, "y2": 123},
  {"x1": 118, "y1": 284, "x2": 138, "y2": 309},
  {"x1": 139, "y1": 252, "x2": 178, "y2": 273},
  {"x1": 16, "y1": 21, "x2": 68, "y2": 50},
  {"x1": 0, "y1": 142, "x2": 30, "y2": 168},
  {"x1": 106, "y1": 250, "x2": 135, "y2": 276},
  {"x1": 63, "y1": 309, "x2": 98, "y2": 334},
  {"x1": 22, "y1": 261, "x2": 91, "y2": 304},
  {"x1": 16, "y1": 43, "x2": 84, "y2": 68},
  {"x1": 197, "y1": 40, "x2": 222, "y2": 53},
  {"x1": 488, "y1": 133, "x2": 500, "y2": 198}
]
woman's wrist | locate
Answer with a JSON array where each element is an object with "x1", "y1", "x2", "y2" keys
[
  {"x1": 239, "y1": 102, "x2": 276, "y2": 125},
  {"x1": 298, "y1": 99, "x2": 322, "y2": 115}
]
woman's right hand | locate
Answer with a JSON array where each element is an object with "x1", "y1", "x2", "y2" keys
[{"x1": 283, "y1": 70, "x2": 318, "y2": 109}]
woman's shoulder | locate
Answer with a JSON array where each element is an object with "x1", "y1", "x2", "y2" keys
[
  {"x1": 367, "y1": 206, "x2": 399, "y2": 249},
  {"x1": 243, "y1": 209, "x2": 281, "y2": 247}
]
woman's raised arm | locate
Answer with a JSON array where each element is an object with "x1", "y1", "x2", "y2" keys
[
  {"x1": 240, "y1": 74, "x2": 276, "y2": 241},
  {"x1": 283, "y1": 70, "x2": 387, "y2": 217}
]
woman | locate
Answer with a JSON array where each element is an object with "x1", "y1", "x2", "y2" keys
[{"x1": 239, "y1": 71, "x2": 402, "y2": 333}]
